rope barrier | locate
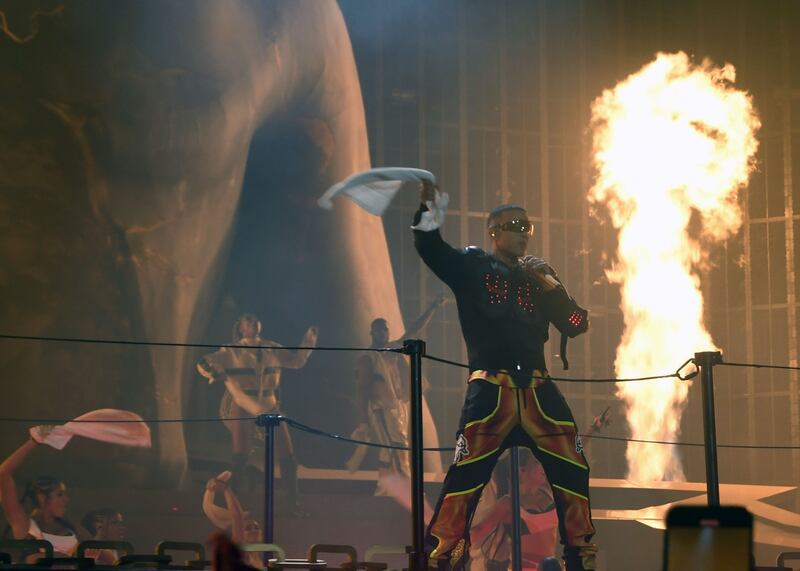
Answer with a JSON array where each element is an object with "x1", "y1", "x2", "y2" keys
[
  {"x1": 0, "y1": 331, "x2": 691, "y2": 382},
  {"x1": 421, "y1": 354, "x2": 470, "y2": 369},
  {"x1": 587, "y1": 434, "x2": 800, "y2": 450},
  {"x1": 0, "y1": 333, "x2": 401, "y2": 354},
  {"x1": 2, "y1": 413, "x2": 796, "y2": 451},
  {"x1": 282, "y1": 419, "x2": 800, "y2": 452},
  {"x1": 0, "y1": 415, "x2": 260, "y2": 424},
  {"x1": 0, "y1": 333, "x2": 693, "y2": 383},
  {"x1": 283, "y1": 417, "x2": 454, "y2": 452},
  {"x1": 4, "y1": 332, "x2": 800, "y2": 379},
  {"x1": 423, "y1": 353, "x2": 695, "y2": 383},
  {"x1": 1, "y1": 332, "x2": 798, "y2": 451},
  {"x1": 718, "y1": 360, "x2": 800, "y2": 372},
  {"x1": 17, "y1": 331, "x2": 800, "y2": 384}
]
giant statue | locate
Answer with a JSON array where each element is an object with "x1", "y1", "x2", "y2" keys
[{"x1": 0, "y1": 0, "x2": 402, "y2": 484}]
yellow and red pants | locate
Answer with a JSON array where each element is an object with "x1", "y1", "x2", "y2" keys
[{"x1": 425, "y1": 370, "x2": 595, "y2": 570}]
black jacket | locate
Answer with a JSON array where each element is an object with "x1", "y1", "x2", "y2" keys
[{"x1": 413, "y1": 222, "x2": 553, "y2": 379}]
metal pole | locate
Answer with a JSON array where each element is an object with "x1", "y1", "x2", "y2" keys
[
  {"x1": 257, "y1": 413, "x2": 279, "y2": 550},
  {"x1": 695, "y1": 351, "x2": 723, "y2": 507},
  {"x1": 403, "y1": 339, "x2": 427, "y2": 571},
  {"x1": 509, "y1": 448, "x2": 523, "y2": 571}
]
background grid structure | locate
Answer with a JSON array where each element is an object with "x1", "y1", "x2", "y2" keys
[{"x1": 340, "y1": 0, "x2": 800, "y2": 495}]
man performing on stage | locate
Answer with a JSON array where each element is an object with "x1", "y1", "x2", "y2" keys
[
  {"x1": 413, "y1": 181, "x2": 596, "y2": 571},
  {"x1": 197, "y1": 314, "x2": 318, "y2": 508}
]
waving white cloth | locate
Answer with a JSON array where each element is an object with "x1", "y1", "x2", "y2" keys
[
  {"x1": 317, "y1": 167, "x2": 436, "y2": 216},
  {"x1": 29, "y1": 409, "x2": 152, "y2": 451}
]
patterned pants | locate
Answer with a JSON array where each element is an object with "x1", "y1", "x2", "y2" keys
[{"x1": 425, "y1": 370, "x2": 596, "y2": 570}]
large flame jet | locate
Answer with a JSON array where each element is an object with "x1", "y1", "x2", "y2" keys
[{"x1": 589, "y1": 52, "x2": 760, "y2": 481}]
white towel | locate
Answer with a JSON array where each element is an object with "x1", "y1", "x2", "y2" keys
[
  {"x1": 317, "y1": 167, "x2": 436, "y2": 216},
  {"x1": 30, "y1": 409, "x2": 152, "y2": 451}
]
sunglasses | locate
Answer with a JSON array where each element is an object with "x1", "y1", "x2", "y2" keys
[{"x1": 490, "y1": 219, "x2": 534, "y2": 236}]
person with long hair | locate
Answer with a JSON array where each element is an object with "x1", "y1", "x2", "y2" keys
[{"x1": 0, "y1": 438, "x2": 90, "y2": 557}]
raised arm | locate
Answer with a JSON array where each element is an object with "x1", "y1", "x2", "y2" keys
[
  {"x1": 202, "y1": 477, "x2": 233, "y2": 530},
  {"x1": 582, "y1": 407, "x2": 612, "y2": 447},
  {"x1": 392, "y1": 295, "x2": 446, "y2": 343},
  {"x1": 220, "y1": 483, "x2": 247, "y2": 544},
  {"x1": 272, "y1": 326, "x2": 319, "y2": 369},
  {"x1": 413, "y1": 184, "x2": 470, "y2": 290},
  {"x1": 0, "y1": 439, "x2": 37, "y2": 539}
]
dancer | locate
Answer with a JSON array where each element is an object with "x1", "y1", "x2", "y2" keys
[
  {"x1": 413, "y1": 180, "x2": 596, "y2": 571},
  {"x1": 197, "y1": 314, "x2": 318, "y2": 507},
  {"x1": 349, "y1": 297, "x2": 447, "y2": 477}
]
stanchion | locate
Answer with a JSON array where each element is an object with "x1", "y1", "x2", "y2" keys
[
  {"x1": 403, "y1": 339, "x2": 427, "y2": 571},
  {"x1": 509, "y1": 448, "x2": 523, "y2": 571},
  {"x1": 257, "y1": 413, "x2": 281, "y2": 560},
  {"x1": 694, "y1": 351, "x2": 723, "y2": 507}
]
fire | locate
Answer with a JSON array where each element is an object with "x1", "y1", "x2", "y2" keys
[{"x1": 588, "y1": 52, "x2": 760, "y2": 481}]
